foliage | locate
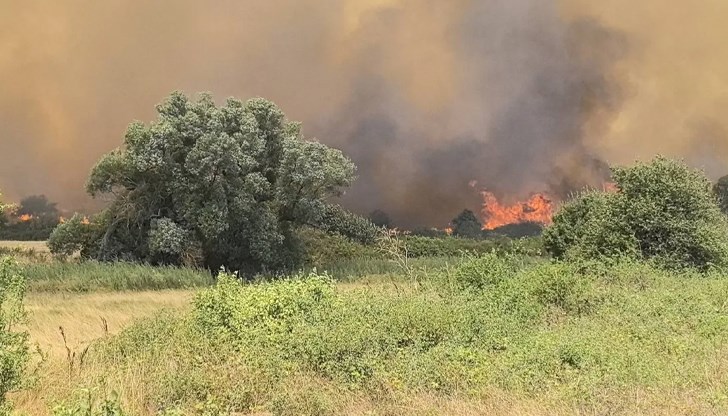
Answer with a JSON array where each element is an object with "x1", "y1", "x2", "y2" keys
[
  {"x1": 486, "y1": 221, "x2": 544, "y2": 238},
  {"x1": 48, "y1": 214, "x2": 100, "y2": 258},
  {"x1": 313, "y1": 204, "x2": 378, "y2": 245},
  {"x1": 714, "y1": 174, "x2": 728, "y2": 215},
  {"x1": 367, "y1": 209, "x2": 392, "y2": 229},
  {"x1": 53, "y1": 91, "x2": 358, "y2": 274},
  {"x1": 409, "y1": 227, "x2": 448, "y2": 238},
  {"x1": 23, "y1": 261, "x2": 213, "y2": 292},
  {"x1": 54, "y1": 258, "x2": 728, "y2": 415},
  {"x1": 17, "y1": 195, "x2": 59, "y2": 223},
  {"x1": 451, "y1": 209, "x2": 482, "y2": 239},
  {"x1": 451, "y1": 252, "x2": 518, "y2": 290},
  {"x1": 0, "y1": 195, "x2": 60, "y2": 241},
  {"x1": 0, "y1": 224, "x2": 56, "y2": 241},
  {"x1": 52, "y1": 389, "x2": 126, "y2": 416},
  {"x1": 544, "y1": 156, "x2": 728, "y2": 270},
  {"x1": 0, "y1": 256, "x2": 29, "y2": 415}
]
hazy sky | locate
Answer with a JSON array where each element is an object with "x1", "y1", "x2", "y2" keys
[{"x1": 1, "y1": 0, "x2": 727, "y2": 225}]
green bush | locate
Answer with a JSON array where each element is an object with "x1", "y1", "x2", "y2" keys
[
  {"x1": 544, "y1": 156, "x2": 728, "y2": 270},
  {"x1": 451, "y1": 252, "x2": 518, "y2": 290},
  {"x1": 0, "y1": 257, "x2": 29, "y2": 415}
]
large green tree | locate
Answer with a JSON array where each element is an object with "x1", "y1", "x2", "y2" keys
[{"x1": 51, "y1": 92, "x2": 366, "y2": 273}]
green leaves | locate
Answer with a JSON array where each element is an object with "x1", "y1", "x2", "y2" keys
[
  {"x1": 0, "y1": 256, "x2": 28, "y2": 415},
  {"x1": 58, "y1": 91, "x2": 359, "y2": 274},
  {"x1": 544, "y1": 156, "x2": 728, "y2": 270}
]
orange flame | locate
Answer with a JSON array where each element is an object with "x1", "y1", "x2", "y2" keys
[
  {"x1": 18, "y1": 214, "x2": 33, "y2": 222},
  {"x1": 480, "y1": 191, "x2": 554, "y2": 230}
]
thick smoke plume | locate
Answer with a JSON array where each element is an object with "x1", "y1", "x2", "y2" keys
[{"x1": 1, "y1": 0, "x2": 727, "y2": 227}]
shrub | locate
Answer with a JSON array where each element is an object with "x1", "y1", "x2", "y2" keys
[
  {"x1": 0, "y1": 257, "x2": 29, "y2": 415},
  {"x1": 451, "y1": 252, "x2": 518, "y2": 290},
  {"x1": 48, "y1": 214, "x2": 100, "y2": 258},
  {"x1": 544, "y1": 156, "x2": 728, "y2": 270}
]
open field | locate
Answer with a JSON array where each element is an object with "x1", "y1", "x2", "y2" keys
[
  {"x1": 6, "y1": 255, "x2": 728, "y2": 416},
  {"x1": 24, "y1": 290, "x2": 195, "y2": 357},
  {"x1": 0, "y1": 240, "x2": 49, "y2": 251}
]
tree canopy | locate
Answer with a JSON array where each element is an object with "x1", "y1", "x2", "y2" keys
[
  {"x1": 544, "y1": 156, "x2": 728, "y2": 270},
  {"x1": 50, "y1": 92, "x2": 371, "y2": 273},
  {"x1": 16, "y1": 195, "x2": 58, "y2": 220},
  {"x1": 451, "y1": 209, "x2": 482, "y2": 239}
]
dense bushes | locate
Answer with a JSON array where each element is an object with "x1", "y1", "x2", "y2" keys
[
  {"x1": 65, "y1": 259, "x2": 728, "y2": 414},
  {"x1": 544, "y1": 157, "x2": 728, "y2": 270},
  {"x1": 0, "y1": 257, "x2": 29, "y2": 415}
]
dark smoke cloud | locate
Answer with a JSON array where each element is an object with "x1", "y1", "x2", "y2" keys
[
  {"x1": 1, "y1": 0, "x2": 726, "y2": 227},
  {"x1": 322, "y1": 2, "x2": 628, "y2": 226}
]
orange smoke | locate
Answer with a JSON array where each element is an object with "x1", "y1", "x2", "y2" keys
[{"x1": 480, "y1": 191, "x2": 554, "y2": 230}]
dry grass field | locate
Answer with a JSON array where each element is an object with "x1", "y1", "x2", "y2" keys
[{"x1": 0, "y1": 240, "x2": 49, "y2": 251}]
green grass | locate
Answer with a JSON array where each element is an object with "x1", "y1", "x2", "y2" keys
[
  {"x1": 307, "y1": 255, "x2": 459, "y2": 281},
  {"x1": 22, "y1": 261, "x2": 214, "y2": 292},
  {"x1": 21, "y1": 258, "x2": 728, "y2": 416}
]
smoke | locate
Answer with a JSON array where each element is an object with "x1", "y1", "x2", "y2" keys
[{"x1": 1, "y1": 0, "x2": 726, "y2": 227}]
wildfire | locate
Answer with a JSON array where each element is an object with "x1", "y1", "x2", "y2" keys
[
  {"x1": 59, "y1": 215, "x2": 90, "y2": 224},
  {"x1": 18, "y1": 214, "x2": 33, "y2": 222},
  {"x1": 480, "y1": 191, "x2": 554, "y2": 230}
]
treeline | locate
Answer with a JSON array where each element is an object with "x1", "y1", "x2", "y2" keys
[{"x1": 0, "y1": 195, "x2": 60, "y2": 241}]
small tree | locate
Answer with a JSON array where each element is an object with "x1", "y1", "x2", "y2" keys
[
  {"x1": 544, "y1": 156, "x2": 728, "y2": 270},
  {"x1": 451, "y1": 209, "x2": 482, "y2": 239}
]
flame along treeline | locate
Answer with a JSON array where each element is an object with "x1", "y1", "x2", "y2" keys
[
  {"x1": 476, "y1": 181, "x2": 621, "y2": 230},
  {"x1": 480, "y1": 192, "x2": 554, "y2": 230}
]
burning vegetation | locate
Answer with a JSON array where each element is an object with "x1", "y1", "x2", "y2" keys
[{"x1": 479, "y1": 191, "x2": 554, "y2": 230}]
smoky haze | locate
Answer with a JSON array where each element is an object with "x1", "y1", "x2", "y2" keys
[{"x1": 1, "y1": 0, "x2": 727, "y2": 227}]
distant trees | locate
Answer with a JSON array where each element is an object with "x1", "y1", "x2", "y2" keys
[
  {"x1": 544, "y1": 156, "x2": 728, "y2": 270},
  {"x1": 368, "y1": 209, "x2": 391, "y2": 229},
  {"x1": 451, "y1": 209, "x2": 482, "y2": 239},
  {"x1": 49, "y1": 91, "x2": 374, "y2": 274},
  {"x1": 16, "y1": 195, "x2": 58, "y2": 222},
  {"x1": 0, "y1": 195, "x2": 59, "y2": 241}
]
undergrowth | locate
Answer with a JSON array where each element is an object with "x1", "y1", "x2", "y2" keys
[{"x1": 43, "y1": 257, "x2": 728, "y2": 415}]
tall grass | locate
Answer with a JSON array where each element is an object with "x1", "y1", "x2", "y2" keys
[
  {"x1": 23, "y1": 261, "x2": 213, "y2": 292},
  {"x1": 22, "y1": 259, "x2": 728, "y2": 415}
]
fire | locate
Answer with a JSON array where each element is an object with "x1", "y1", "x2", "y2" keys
[
  {"x1": 18, "y1": 214, "x2": 33, "y2": 222},
  {"x1": 603, "y1": 182, "x2": 618, "y2": 193},
  {"x1": 480, "y1": 191, "x2": 554, "y2": 230}
]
